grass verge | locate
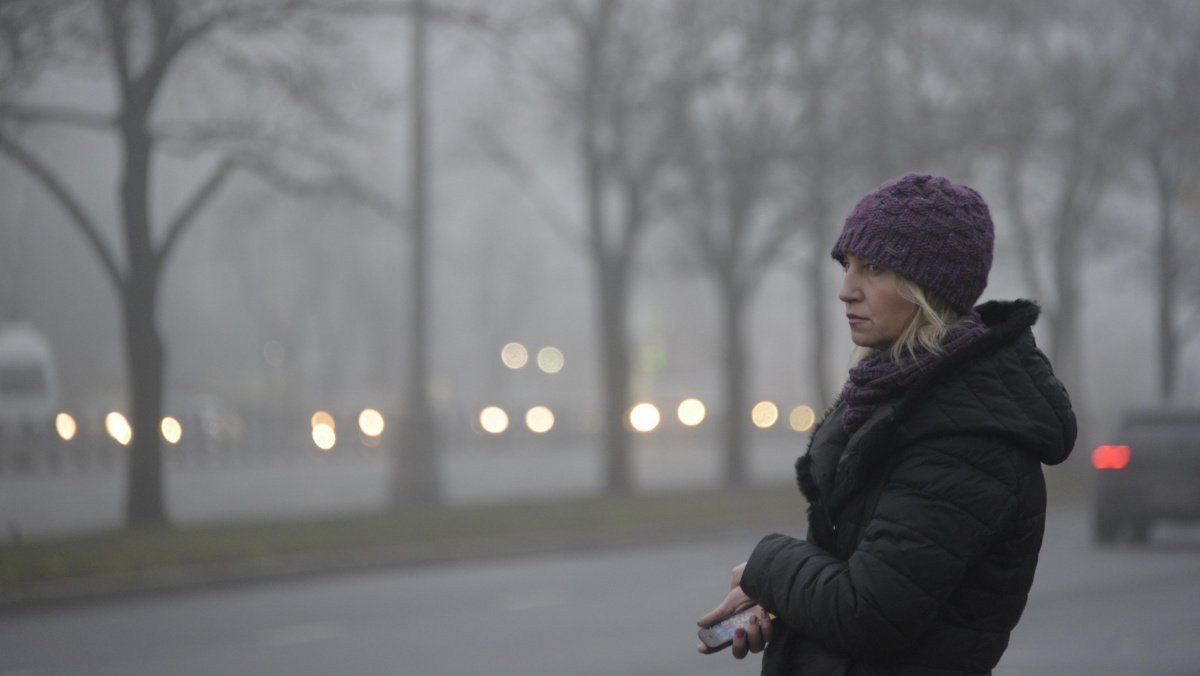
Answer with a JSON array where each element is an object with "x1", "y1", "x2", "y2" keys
[{"x1": 0, "y1": 484, "x2": 805, "y2": 604}]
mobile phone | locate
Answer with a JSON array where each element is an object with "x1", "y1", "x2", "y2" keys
[{"x1": 697, "y1": 605, "x2": 774, "y2": 651}]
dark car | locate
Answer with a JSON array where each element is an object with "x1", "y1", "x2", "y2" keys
[{"x1": 1092, "y1": 408, "x2": 1200, "y2": 545}]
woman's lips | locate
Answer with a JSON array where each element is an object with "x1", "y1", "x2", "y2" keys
[{"x1": 847, "y1": 314, "x2": 868, "y2": 325}]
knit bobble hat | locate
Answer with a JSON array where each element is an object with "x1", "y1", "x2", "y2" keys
[{"x1": 831, "y1": 173, "x2": 994, "y2": 315}]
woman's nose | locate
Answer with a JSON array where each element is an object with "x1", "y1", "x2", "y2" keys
[{"x1": 839, "y1": 273, "x2": 861, "y2": 303}]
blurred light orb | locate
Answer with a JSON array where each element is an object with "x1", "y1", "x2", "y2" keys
[
  {"x1": 536, "y1": 346, "x2": 565, "y2": 374},
  {"x1": 525, "y1": 406, "x2": 555, "y2": 434},
  {"x1": 160, "y1": 416, "x2": 182, "y2": 444},
  {"x1": 788, "y1": 405, "x2": 816, "y2": 432},
  {"x1": 501, "y1": 342, "x2": 528, "y2": 369},
  {"x1": 676, "y1": 398, "x2": 706, "y2": 427},
  {"x1": 312, "y1": 423, "x2": 336, "y2": 451},
  {"x1": 55, "y1": 412, "x2": 77, "y2": 441},
  {"x1": 358, "y1": 408, "x2": 385, "y2": 437},
  {"x1": 480, "y1": 406, "x2": 509, "y2": 434},
  {"x1": 629, "y1": 403, "x2": 661, "y2": 433},
  {"x1": 752, "y1": 401, "x2": 779, "y2": 429},
  {"x1": 105, "y1": 411, "x2": 132, "y2": 446},
  {"x1": 311, "y1": 410, "x2": 335, "y2": 431}
]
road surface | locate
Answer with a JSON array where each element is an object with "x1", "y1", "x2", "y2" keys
[{"x1": 1, "y1": 500, "x2": 1198, "y2": 675}]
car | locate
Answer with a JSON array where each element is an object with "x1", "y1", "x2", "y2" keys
[{"x1": 1092, "y1": 408, "x2": 1200, "y2": 545}]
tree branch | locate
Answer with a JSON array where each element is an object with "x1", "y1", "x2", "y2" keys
[
  {"x1": 745, "y1": 209, "x2": 799, "y2": 292},
  {"x1": 101, "y1": 0, "x2": 132, "y2": 96},
  {"x1": 471, "y1": 122, "x2": 586, "y2": 253},
  {"x1": 157, "y1": 155, "x2": 237, "y2": 269},
  {"x1": 238, "y1": 153, "x2": 404, "y2": 225},
  {"x1": 0, "y1": 130, "x2": 122, "y2": 287},
  {"x1": 0, "y1": 103, "x2": 115, "y2": 131}
]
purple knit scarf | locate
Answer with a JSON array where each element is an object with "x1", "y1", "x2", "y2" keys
[{"x1": 840, "y1": 311, "x2": 988, "y2": 435}]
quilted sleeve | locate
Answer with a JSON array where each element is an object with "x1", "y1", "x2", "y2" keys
[{"x1": 740, "y1": 442, "x2": 1018, "y2": 659}]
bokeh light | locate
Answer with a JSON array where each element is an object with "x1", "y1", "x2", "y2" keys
[
  {"x1": 536, "y1": 346, "x2": 565, "y2": 374},
  {"x1": 358, "y1": 408, "x2": 385, "y2": 437},
  {"x1": 752, "y1": 401, "x2": 779, "y2": 429},
  {"x1": 105, "y1": 411, "x2": 132, "y2": 446},
  {"x1": 160, "y1": 416, "x2": 182, "y2": 444},
  {"x1": 55, "y1": 412, "x2": 77, "y2": 441},
  {"x1": 676, "y1": 398, "x2": 706, "y2": 426},
  {"x1": 501, "y1": 342, "x2": 528, "y2": 369},
  {"x1": 629, "y1": 403, "x2": 661, "y2": 432},
  {"x1": 525, "y1": 405, "x2": 555, "y2": 433},
  {"x1": 312, "y1": 423, "x2": 336, "y2": 451},
  {"x1": 311, "y1": 410, "x2": 335, "y2": 431},
  {"x1": 480, "y1": 406, "x2": 509, "y2": 434},
  {"x1": 788, "y1": 405, "x2": 816, "y2": 432}
]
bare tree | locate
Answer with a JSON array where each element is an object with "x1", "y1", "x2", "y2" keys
[
  {"x1": 0, "y1": 0, "x2": 385, "y2": 526},
  {"x1": 978, "y1": 1, "x2": 1135, "y2": 398},
  {"x1": 482, "y1": 0, "x2": 697, "y2": 493},
  {"x1": 1129, "y1": 1, "x2": 1200, "y2": 401},
  {"x1": 673, "y1": 1, "x2": 805, "y2": 487},
  {"x1": 774, "y1": 0, "x2": 855, "y2": 409}
]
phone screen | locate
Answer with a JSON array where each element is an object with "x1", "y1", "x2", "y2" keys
[{"x1": 697, "y1": 605, "x2": 770, "y2": 651}]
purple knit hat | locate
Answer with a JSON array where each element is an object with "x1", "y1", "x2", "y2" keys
[{"x1": 831, "y1": 173, "x2": 994, "y2": 315}]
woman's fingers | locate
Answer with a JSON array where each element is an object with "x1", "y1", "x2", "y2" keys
[
  {"x1": 758, "y1": 609, "x2": 774, "y2": 645},
  {"x1": 731, "y1": 627, "x2": 749, "y2": 659},
  {"x1": 730, "y1": 562, "x2": 747, "y2": 589},
  {"x1": 746, "y1": 613, "x2": 765, "y2": 653},
  {"x1": 697, "y1": 586, "x2": 751, "y2": 627}
]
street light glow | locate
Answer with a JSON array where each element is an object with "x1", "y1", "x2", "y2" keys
[
  {"x1": 501, "y1": 342, "x2": 528, "y2": 369},
  {"x1": 629, "y1": 403, "x2": 661, "y2": 432},
  {"x1": 105, "y1": 411, "x2": 132, "y2": 446},
  {"x1": 160, "y1": 416, "x2": 182, "y2": 444},
  {"x1": 752, "y1": 401, "x2": 779, "y2": 429},
  {"x1": 677, "y1": 398, "x2": 706, "y2": 426},
  {"x1": 536, "y1": 346, "x2": 565, "y2": 374},
  {"x1": 525, "y1": 405, "x2": 555, "y2": 433},
  {"x1": 480, "y1": 406, "x2": 509, "y2": 434},
  {"x1": 55, "y1": 412, "x2": 77, "y2": 441},
  {"x1": 313, "y1": 423, "x2": 336, "y2": 451},
  {"x1": 788, "y1": 405, "x2": 816, "y2": 432},
  {"x1": 358, "y1": 408, "x2": 385, "y2": 437},
  {"x1": 311, "y1": 410, "x2": 335, "y2": 431}
]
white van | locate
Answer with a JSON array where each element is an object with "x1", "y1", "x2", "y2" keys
[{"x1": 0, "y1": 323, "x2": 60, "y2": 453}]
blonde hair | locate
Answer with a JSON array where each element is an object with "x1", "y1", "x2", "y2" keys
[{"x1": 851, "y1": 278, "x2": 977, "y2": 364}]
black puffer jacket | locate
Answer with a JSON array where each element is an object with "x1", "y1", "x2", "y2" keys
[{"x1": 741, "y1": 300, "x2": 1076, "y2": 675}]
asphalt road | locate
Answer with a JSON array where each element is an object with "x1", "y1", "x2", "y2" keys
[{"x1": 2, "y1": 501, "x2": 1198, "y2": 675}]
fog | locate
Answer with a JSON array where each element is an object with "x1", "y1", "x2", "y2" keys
[{"x1": 1, "y1": 0, "x2": 1197, "y2": 530}]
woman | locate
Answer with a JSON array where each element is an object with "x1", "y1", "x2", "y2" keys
[{"x1": 698, "y1": 173, "x2": 1076, "y2": 675}]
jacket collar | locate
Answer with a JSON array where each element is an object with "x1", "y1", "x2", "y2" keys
[{"x1": 796, "y1": 299, "x2": 1043, "y2": 514}]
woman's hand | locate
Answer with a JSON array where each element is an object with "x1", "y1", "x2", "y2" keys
[{"x1": 697, "y1": 562, "x2": 773, "y2": 659}]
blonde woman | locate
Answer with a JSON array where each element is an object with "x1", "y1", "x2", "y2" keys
[{"x1": 698, "y1": 173, "x2": 1076, "y2": 675}]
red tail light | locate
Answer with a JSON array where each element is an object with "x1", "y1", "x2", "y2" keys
[{"x1": 1092, "y1": 445, "x2": 1130, "y2": 470}]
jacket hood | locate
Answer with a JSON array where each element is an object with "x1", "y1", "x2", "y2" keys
[
  {"x1": 931, "y1": 299, "x2": 1077, "y2": 465},
  {"x1": 798, "y1": 299, "x2": 1077, "y2": 511}
]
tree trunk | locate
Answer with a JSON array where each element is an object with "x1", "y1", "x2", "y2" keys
[
  {"x1": 1048, "y1": 213, "x2": 1084, "y2": 405},
  {"x1": 1152, "y1": 157, "x2": 1178, "y2": 401},
  {"x1": 598, "y1": 261, "x2": 632, "y2": 494},
  {"x1": 122, "y1": 280, "x2": 167, "y2": 527},
  {"x1": 119, "y1": 103, "x2": 167, "y2": 527},
  {"x1": 720, "y1": 276, "x2": 748, "y2": 487},
  {"x1": 806, "y1": 146, "x2": 834, "y2": 407},
  {"x1": 392, "y1": 0, "x2": 442, "y2": 505}
]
